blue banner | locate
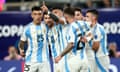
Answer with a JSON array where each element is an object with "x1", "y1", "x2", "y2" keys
[
  {"x1": 0, "y1": 60, "x2": 24, "y2": 72},
  {"x1": 109, "y1": 58, "x2": 120, "y2": 72},
  {"x1": 0, "y1": 58, "x2": 120, "y2": 72}
]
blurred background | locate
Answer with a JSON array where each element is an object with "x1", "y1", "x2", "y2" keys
[
  {"x1": 1, "y1": 0, "x2": 120, "y2": 11},
  {"x1": 0, "y1": 0, "x2": 120, "y2": 72}
]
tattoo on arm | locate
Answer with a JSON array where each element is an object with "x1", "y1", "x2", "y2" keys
[{"x1": 60, "y1": 43, "x2": 74, "y2": 57}]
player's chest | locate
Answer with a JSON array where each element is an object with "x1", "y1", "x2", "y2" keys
[
  {"x1": 48, "y1": 28, "x2": 58, "y2": 43},
  {"x1": 28, "y1": 26, "x2": 47, "y2": 41}
]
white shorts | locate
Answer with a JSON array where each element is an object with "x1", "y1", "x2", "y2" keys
[
  {"x1": 94, "y1": 55, "x2": 110, "y2": 72},
  {"x1": 67, "y1": 51, "x2": 89, "y2": 72},
  {"x1": 54, "y1": 62, "x2": 64, "y2": 72},
  {"x1": 87, "y1": 58, "x2": 96, "y2": 72},
  {"x1": 53, "y1": 56, "x2": 69, "y2": 72},
  {"x1": 24, "y1": 62, "x2": 50, "y2": 72}
]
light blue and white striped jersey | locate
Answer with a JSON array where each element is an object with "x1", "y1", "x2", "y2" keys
[
  {"x1": 68, "y1": 21, "x2": 90, "y2": 59},
  {"x1": 85, "y1": 38, "x2": 94, "y2": 59},
  {"x1": 20, "y1": 22, "x2": 49, "y2": 63},
  {"x1": 57, "y1": 24, "x2": 69, "y2": 52},
  {"x1": 47, "y1": 24, "x2": 70, "y2": 57},
  {"x1": 47, "y1": 24, "x2": 70, "y2": 72},
  {"x1": 91, "y1": 23, "x2": 109, "y2": 57},
  {"x1": 47, "y1": 24, "x2": 60, "y2": 59},
  {"x1": 57, "y1": 24, "x2": 70, "y2": 72}
]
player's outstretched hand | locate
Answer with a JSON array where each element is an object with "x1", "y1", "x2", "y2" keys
[
  {"x1": 41, "y1": 1, "x2": 48, "y2": 13},
  {"x1": 80, "y1": 36, "x2": 87, "y2": 43},
  {"x1": 55, "y1": 55, "x2": 62, "y2": 63}
]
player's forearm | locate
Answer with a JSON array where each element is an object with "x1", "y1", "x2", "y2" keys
[
  {"x1": 18, "y1": 40, "x2": 25, "y2": 51},
  {"x1": 48, "y1": 12, "x2": 59, "y2": 22},
  {"x1": 48, "y1": 11, "x2": 65, "y2": 24},
  {"x1": 60, "y1": 43, "x2": 74, "y2": 57}
]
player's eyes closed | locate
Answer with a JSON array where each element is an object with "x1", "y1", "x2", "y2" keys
[
  {"x1": 44, "y1": 17, "x2": 49, "y2": 19},
  {"x1": 76, "y1": 14, "x2": 80, "y2": 16},
  {"x1": 33, "y1": 13, "x2": 42, "y2": 15}
]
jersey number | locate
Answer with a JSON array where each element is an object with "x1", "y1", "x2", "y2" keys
[
  {"x1": 51, "y1": 36, "x2": 55, "y2": 43},
  {"x1": 37, "y1": 34, "x2": 44, "y2": 42},
  {"x1": 24, "y1": 64, "x2": 30, "y2": 71}
]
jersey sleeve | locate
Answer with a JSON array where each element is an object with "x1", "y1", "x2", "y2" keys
[
  {"x1": 93, "y1": 28, "x2": 102, "y2": 42},
  {"x1": 84, "y1": 21, "x2": 91, "y2": 32},
  {"x1": 20, "y1": 26, "x2": 28, "y2": 41},
  {"x1": 84, "y1": 21, "x2": 91, "y2": 35}
]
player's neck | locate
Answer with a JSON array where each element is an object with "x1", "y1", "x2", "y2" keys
[
  {"x1": 69, "y1": 18, "x2": 75, "y2": 24},
  {"x1": 33, "y1": 21, "x2": 41, "y2": 25},
  {"x1": 91, "y1": 21, "x2": 97, "y2": 27}
]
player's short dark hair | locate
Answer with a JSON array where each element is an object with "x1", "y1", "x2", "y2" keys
[
  {"x1": 74, "y1": 7, "x2": 81, "y2": 13},
  {"x1": 63, "y1": 7, "x2": 75, "y2": 17},
  {"x1": 43, "y1": 12, "x2": 48, "y2": 17},
  {"x1": 86, "y1": 9, "x2": 99, "y2": 18},
  {"x1": 31, "y1": 6, "x2": 42, "y2": 12},
  {"x1": 43, "y1": 11, "x2": 48, "y2": 15},
  {"x1": 51, "y1": 6, "x2": 63, "y2": 11}
]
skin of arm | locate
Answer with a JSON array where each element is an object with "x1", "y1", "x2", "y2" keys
[
  {"x1": 55, "y1": 42, "x2": 74, "y2": 63},
  {"x1": 60, "y1": 42, "x2": 74, "y2": 57},
  {"x1": 18, "y1": 40, "x2": 26, "y2": 57},
  {"x1": 41, "y1": 4, "x2": 65, "y2": 24}
]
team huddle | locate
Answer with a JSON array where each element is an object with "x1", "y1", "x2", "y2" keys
[{"x1": 18, "y1": 3, "x2": 110, "y2": 72}]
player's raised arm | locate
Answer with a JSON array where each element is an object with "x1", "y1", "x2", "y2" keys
[
  {"x1": 18, "y1": 26, "x2": 28, "y2": 57},
  {"x1": 41, "y1": 1, "x2": 65, "y2": 24},
  {"x1": 55, "y1": 42, "x2": 74, "y2": 63},
  {"x1": 55, "y1": 26, "x2": 75, "y2": 63}
]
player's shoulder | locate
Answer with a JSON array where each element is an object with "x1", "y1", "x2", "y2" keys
[
  {"x1": 23, "y1": 22, "x2": 32, "y2": 31},
  {"x1": 77, "y1": 20, "x2": 85, "y2": 23},
  {"x1": 97, "y1": 23, "x2": 103, "y2": 27},
  {"x1": 97, "y1": 23, "x2": 105, "y2": 30},
  {"x1": 97, "y1": 23, "x2": 106, "y2": 34},
  {"x1": 76, "y1": 20, "x2": 88, "y2": 27},
  {"x1": 26, "y1": 22, "x2": 34, "y2": 27},
  {"x1": 71, "y1": 21, "x2": 78, "y2": 28}
]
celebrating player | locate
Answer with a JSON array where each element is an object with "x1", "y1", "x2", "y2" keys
[
  {"x1": 55, "y1": 7, "x2": 92, "y2": 72},
  {"x1": 85, "y1": 9, "x2": 110, "y2": 72},
  {"x1": 18, "y1": 6, "x2": 50, "y2": 72}
]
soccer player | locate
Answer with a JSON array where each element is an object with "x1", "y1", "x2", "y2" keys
[
  {"x1": 43, "y1": 13, "x2": 61, "y2": 72},
  {"x1": 51, "y1": 7, "x2": 71, "y2": 72},
  {"x1": 18, "y1": 6, "x2": 50, "y2": 72},
  {"x1": 55, "y1": 7, "x2": 92, "y2": 72},
  {"x1": 85, "y1": 9, "x2": 110, "y2": 72},
  {"x1": 74, "y1": 7, "x2": 94, "y2": 72},
  {"x1": 41, "y1": 3, "x2": 71, "y2": 71},
  {"x1": 44, "y1": 8, "x2": 69, "y2": 72}
]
